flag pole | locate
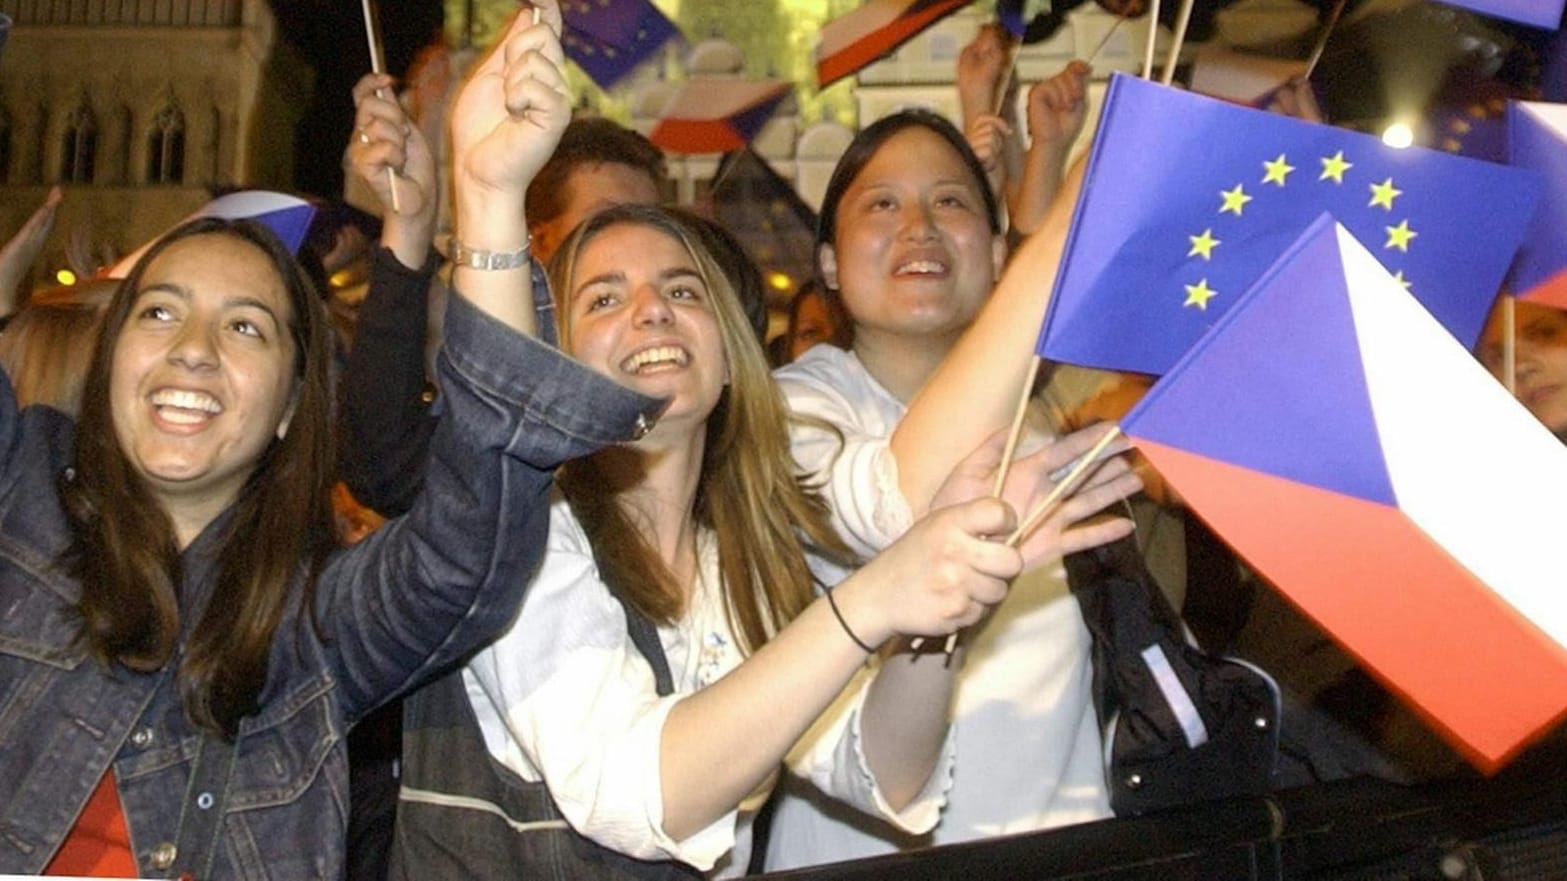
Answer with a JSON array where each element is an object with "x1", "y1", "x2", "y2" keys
[
  {"x1": 991, "y1": 356, "x2": 1042, "y2": 497},
  {"x1": 1006, "y1": 425, "x2": 1123, "y2": 547},
  {"x1": 1301, "y1": 0, "x2": 1348, "y2": 83},
  {"x1": 1504, "y1": 295, "x2": 1517, "y2": 394},
  {"x1": 1086, "y1": 15, "x2": 1125, "y2": 66},
  {"x1": 1140, "y1": 0, "x2": 1162, "y2": 79},
  {"x1": 361, "y1": 0, "x2": 402, "y2": 214},
  {"x1": 1159, "y1": 0, "x2": 1196, "y2": 86}
]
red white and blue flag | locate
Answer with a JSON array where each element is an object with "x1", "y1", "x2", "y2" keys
[
  {"x1": 108, "y1": 191, "x2": 317, "y2": 278},
  {"x1": 648, "y1": 80, "x2": 792, "y2": 154},
  {"x1": 1435, "y1": 0, "x2": 1563, "y2": 28},
  {"x1": 816, "y1": 0, "x2": 975, "y2": 88},
  {"x1": 1509, "y1": 100, "x2": 1567, "y2": 309},
  {"x1": 1120, "y1": 215, "x2": 1567, "y2": 770}
]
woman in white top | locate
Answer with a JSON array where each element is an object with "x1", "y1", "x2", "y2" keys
[
  {"x1": 766, "y1": 109, "x2": 1144, "y2": 868},
  {"x1": 458, "y1": 200, "x2": 1119, "y2": 876}
]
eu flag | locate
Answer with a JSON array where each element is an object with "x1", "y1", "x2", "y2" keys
[
  {"x1": 1508, "y1": 100, "x2": 1567, "y2": 308},
  {"x1": 560, "y1": 0, "x2": 680, "y2": 91},
  {"x1": 1037, "y1": 74, "x2": 1540, "y2": 375},
  {"x1": 1434, "y1": 0, "x2": 1563, "y2": 29}
]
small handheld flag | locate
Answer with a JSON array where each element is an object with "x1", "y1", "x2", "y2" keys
[
  {"x1": 816, "y1": 0, "x2": 976, "y2": 88},
  {"x1": 1121, "y1": 216, "x2": 1567, "y2": 770},
  {"x1": 108, "y1": 192, "x2": 318, "y2": 278},
  {"x1": 561, "y1": 0, "x2": 680, "y2": 91},
  {"x1": 1433, "y1": 0, "x2": 1563, "y2": 29},
  {"x1": 1037, "y1": 73, "x2": 1540, "y2": 376},
  {"x1": 1509, "y1": 101, "x2": 1567, "y2": 309},
  {"x1": 648, "y1": 80, "x2": 792, "y2": 154}
]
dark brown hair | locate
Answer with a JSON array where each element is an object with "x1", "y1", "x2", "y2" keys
[
  {"x1": 64, "y1": 217, "x2": 336, "y2": 739},
  {"x1": 526, "y1": 117, "x2": 667, "y2": 229}
]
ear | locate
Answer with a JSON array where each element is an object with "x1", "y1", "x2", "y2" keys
[
  {"x1": 276, "y1": 387, "x2": 299, "y2": 441},
  {"x1": 990, "y1": 233, "x2": 1008, "y2": 282},
  {"x1": 818, "y1": 243, "x2": 840, "y2": 291}
]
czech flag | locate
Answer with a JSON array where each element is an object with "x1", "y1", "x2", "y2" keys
[
  {"x1": 1435, "y1": 0, "x2": 1563, "y2": 28},
  {"x1": 1509, "y1": 101, "x2": 1567, "y2": 309},
  {"x1": 108, "y1": 191, "x2": 317, "y2": 278},
  {"x1": 816, "y1": 0, "x2": 975, "y2": 88},
  {"x1": 1037, "y1": 74, "x2": 1540, "y2": 376},
  {"x1": 1120, "y1": 215, "x2": 1567, "y2": 771},
  {"x1": 648, "y1": 80, "x2": 792, "y2": 154}
]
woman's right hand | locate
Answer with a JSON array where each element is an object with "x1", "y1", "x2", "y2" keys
[{"x1": 835, "y1": 496, "x2": 1023, "y2": 647}]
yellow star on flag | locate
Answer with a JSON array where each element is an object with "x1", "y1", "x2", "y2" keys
[
  {"x1": 1385, "y1": 220, "x2": 1417, "y2": 252},
  {"x1": 1391, "y1": 270, "x2": 1412, "y2": 291},
  {"x1": 1219, "y1": 185, "x2": 1252, "y2": 216},
  {"x1": 1262, "y1": 154, "x2": 1295, "y2": 186},
  {"x1": 1188, "y1": 229, "x2": 1220, "y2": 260},
  {"x1": 1183, "y1": 279, "x2": 1217, "y2": 310},
  {"x1": 1369, "y1": 178, "x2": 1402, "y2": 210},
  {"x1": 1319, "y1": 151, "x2": 1352, "y2": 183}
]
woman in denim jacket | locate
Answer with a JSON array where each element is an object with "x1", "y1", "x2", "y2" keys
[{"x1": 0, "y1": 6, "x2": 659, "y2": 877}]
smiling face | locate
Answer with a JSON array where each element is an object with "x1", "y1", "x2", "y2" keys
[
  {"x1": 821, "y1": 125, "x2": 1005, "y2": 351},
  {"x1": 108, "y1": 233, "x2": 299, "y2": 523},
  {"x1": 1480, "y1": 298, "x2": 1567, "y2": 435},
  {"x1": 562, "y1": 222, "x2": 726, "y2": 435}
]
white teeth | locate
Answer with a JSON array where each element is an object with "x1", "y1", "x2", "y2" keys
[
  {"x1": 896, "y1": 260, "x2": 946, "y2": 275},
  {"x1": 151, "y1": 389, "x2": 222, "y2": 415},
  {"x1": 621, "y1": 346, "x2": 689, "y2": 373}
]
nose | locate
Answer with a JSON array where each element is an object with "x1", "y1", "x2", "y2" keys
[
  {"x1": 898, "y1": 202, "x2": 938, "y2": 242},
  {"x1": 168, "y1": 318, "x2": 219, "y2": 371},
  {"x1": 631, "y1": 286, "x2": 674, "y2": 327}
]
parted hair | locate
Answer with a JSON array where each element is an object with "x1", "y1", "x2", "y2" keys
[
  {"x1": 550, "y1": 204, "x2": 854, "y2": 654},
  {"x1": 63, "y1": 218, "x2": 337, "y2": 739}
]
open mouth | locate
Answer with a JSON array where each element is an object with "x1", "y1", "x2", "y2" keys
[
  {"x1": 893, "y1": 259, "x2": 949, "y2": 278},
  {"x1": 151, "y1": 388, "x2": 223, "y2": 425},
  {"x1": 621, "y1": 345, "x2": 690, "y2": 374}
]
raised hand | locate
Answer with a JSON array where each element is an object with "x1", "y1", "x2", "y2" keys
[
  {"x1": 349, "y1": 73, "x2": 437, "y2": 224},
  {"x1": 449, "y1": 1, "x2": 571, "y2": 214},
  {"x1": 1026, "y1": 59, "x2": 1091, "y2": 154}
]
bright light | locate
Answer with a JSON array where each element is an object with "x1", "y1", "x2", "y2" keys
[
  {"x1": 55, "y1": 269, "x2": 77, "y2": 286},
  {"x1": 1381, "y1": 122, "x2": 1414, "y2": 149},
  {"x1": 767, "y1": 271, "x2": 793, "y2": 292}
]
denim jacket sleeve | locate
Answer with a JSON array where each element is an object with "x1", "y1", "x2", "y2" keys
[{"x1": 317, "y1": 286, "x2": 663, "y2": 721}]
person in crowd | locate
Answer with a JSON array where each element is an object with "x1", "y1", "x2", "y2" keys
[
  {"x1": 339, "y1": 86, "x2": 668, "y2": 519},
  {"x1": 0, "y1": 4, "x2": 662, "y2": 876},
  {"x1": 764, "y1": 107, "x2": 1144, "y2": 869},
  {"x1": 780, "y1": 280, "x2": 852, "y2": 365},
  {"x1": 1480, "y1": 297, "x2": 1567, "y2": 438},
  {"x1": 0, "y1": 277, "x2": 114, "y2": 414},
  {"x1": 395, "y1": 196, "x2": 1136, "y2": 877},
  {"x1": 0, "y1": 185, "x2": 63, "y2": 314},
  {"x1": 955, "y1": 25, "x2": 1091, "y2": 236}
]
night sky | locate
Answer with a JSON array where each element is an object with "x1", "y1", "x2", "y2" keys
[{"x1": 267, "y1": 0, "x2": 443, "y2": 201}]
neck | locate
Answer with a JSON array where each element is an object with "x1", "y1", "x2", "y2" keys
[
  {"x1": 851, "y1": 329, "x2": 959, "y2": 403},
  {"x1": 161, "y1": 497, "x2": 227, "y2": 552},
  {"x1": 598, "y1": 425, "x2": 707, "y2": 586}
]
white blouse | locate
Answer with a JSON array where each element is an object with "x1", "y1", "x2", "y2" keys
[{"x1": 464, "y1": 494, "x2": 951, "y2": 877}]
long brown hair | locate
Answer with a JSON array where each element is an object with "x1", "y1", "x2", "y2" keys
[
  {"x1": 63, "y1": 218, "x2": 337, "y2": 739},
  {"x1": 0, "y1": 278, "x2": 115, "y2": 415},
  {"x1": 551, "y1": 205, "x2": 854, "y2": 654}
]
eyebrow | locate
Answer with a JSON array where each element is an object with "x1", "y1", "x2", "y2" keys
[
  {"x1": 135, "y1": 284, "x2": 284, "y2": 328},
  {"x1": 572, "y1": 266, "x2": 705, "y2": 300}
]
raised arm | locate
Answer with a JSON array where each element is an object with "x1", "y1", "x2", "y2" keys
[
  {"x1": 0, "y1": 186, "x2": 62, "y2": 317},
  {"x1": 338, "y1": 72, "x2": 444, "y2": 516}
]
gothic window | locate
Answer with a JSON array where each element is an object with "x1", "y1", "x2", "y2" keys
[
  {"x1": 61, "y1": 99, "x2": 97, "y2": 184},
  {"x1": 146, "y1": 103, "x2": 185, "y2": 185}
]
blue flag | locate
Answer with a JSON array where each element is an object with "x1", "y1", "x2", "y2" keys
[
  {"x1": 560, "y1": 0, "x2": 680, "y2": 90},
  {"x1": 1037, "y1": 74, "x2": 1540, "y2": 375},
  {"x1": 1435, "y1": 0, "x2": 1562, "y2": 29}
]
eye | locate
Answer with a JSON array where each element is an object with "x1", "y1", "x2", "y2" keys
[
  {"x1": 230, "y1": 317, "x2": 265, "y2": 339},
  {"x1": 667, "y1": 284, "x2": 703, "y2": 301},
  {"x1": 584, "y1": 292, "x2": 618, "y2": 312},
  {"x1": 137, "y1": 303, "x2": 174, "y2": 322}
]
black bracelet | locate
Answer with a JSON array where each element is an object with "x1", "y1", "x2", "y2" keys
[{"x1": 825, "y1": 587, "x2": 875, "y2": 654}]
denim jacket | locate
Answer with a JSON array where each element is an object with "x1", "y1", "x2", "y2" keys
[{"x1": 0, "y1": 286, "x2": 662, "y2": 880}]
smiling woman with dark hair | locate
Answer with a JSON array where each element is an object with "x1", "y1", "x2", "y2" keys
[{"x1": 0, "y1": 5, "x2": 660, "y2": 877}]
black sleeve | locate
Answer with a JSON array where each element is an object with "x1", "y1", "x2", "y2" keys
[{"x1": 338, "y1": 245, "x2": 440, "y2": 518}]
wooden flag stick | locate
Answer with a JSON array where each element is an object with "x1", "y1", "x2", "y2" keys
[
  {"x1": 993, "y1": 42, "x2": 1021, "y2": 117},
  {"x1": 1504, "y1": 294, "x2": 1517, "y2": 395},
  {"x1": 1159, "y1": 0, "x2": 1196, "y2": 86},
  {"x1": 1006, "y1": 425, "x2": 1123, "y2": 548},
  {"x1": 361, "y1": 0, "x2": 402, "y2": 214},
  {"x1": 991, "y1": 355, "x2": 1043, "y2": 498},
  {"x1": 1140, "y1": 0, "x2": 1162, "y2": 80},
  {"x1": 1301, "y1": 0, "x2": 1348, "y2": 82},
  {"x1": 1085, "y1": 15, "x2": 1125, "y2": 66}
]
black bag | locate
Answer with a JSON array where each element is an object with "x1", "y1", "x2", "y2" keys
[
  {"x1": 1065, "y1": 535, "x2": 1282, "y2": 815},
  {"x1": 388, "y1": 595, "x2": 702, "y2": 881}
]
